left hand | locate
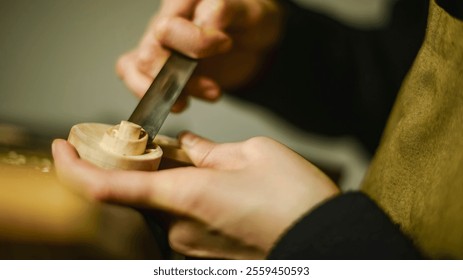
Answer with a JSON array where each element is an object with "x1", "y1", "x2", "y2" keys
[{"x1": 52, "y1": 133, "x2": 339, "y2": 259}]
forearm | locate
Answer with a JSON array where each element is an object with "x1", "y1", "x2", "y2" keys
[{"x1": 268, "y1": 192, "x2": 423, "y2": 259}]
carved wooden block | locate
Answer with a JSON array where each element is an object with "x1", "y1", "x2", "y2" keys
[{"x1": 68, "y1": 121, "x2": 191, "y2": 171}]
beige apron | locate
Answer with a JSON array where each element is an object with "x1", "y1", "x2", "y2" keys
[{"x1": 361, "y1": 1, "x2": 463, "y2": 259}]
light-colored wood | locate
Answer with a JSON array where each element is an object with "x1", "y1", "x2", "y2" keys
[
  {"x1": 154, "y1": 135, "x2": 193, "y2": 168},
  {"x1": 100, "y1": 121, "x2": 149, "y2": 156},
  {"x1": 0, "y1": 161, "x2": 97, "y2": 243},
  {"x1": 66, "y1": 121, "x2": 192, "y2": 257},
  {"x1": 0, "y1": 149, "x2": 160, "y2": 259},
  {"x1": 68, "y1": 122, "x2": 162, "y2": 171},
  {"x1": 66, "y1": 122, "x2": 192, "y2": 259},
  {"x1": 68, "y1": 121, "x2": 193, "y2": 171}
]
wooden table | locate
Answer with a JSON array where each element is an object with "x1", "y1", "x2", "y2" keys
[{"x1": 0, "y1": 145, "x2": 161, "y2": 259}]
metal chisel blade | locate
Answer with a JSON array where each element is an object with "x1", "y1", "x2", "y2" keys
[{"x1": 128, "y1": 52, "x2": 197, "y2": 142}]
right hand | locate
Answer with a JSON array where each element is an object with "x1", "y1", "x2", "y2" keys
[{"x1": 117, "y1": 0, "x2": 285, "y2": 112}]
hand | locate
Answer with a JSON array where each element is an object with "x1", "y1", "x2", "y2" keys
[
  {"x1": 52, "y1": 133, "x2": 339, "y2": 259},
  {"x1": 117, "y1": 0, "x2": 285, "y2": 112}
]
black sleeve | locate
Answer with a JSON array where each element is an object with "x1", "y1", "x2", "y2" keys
[
  {"x1": 268, "y1": 192, "x2": 422, "y2": 259},
  {"x1": 231, "y1": 0, "x2": 429, "y2": 154}
]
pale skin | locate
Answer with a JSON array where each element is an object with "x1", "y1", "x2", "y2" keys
[
  {"x1": 53, "y1": 134, "x2": 339, "y2": 259},
  {"x1": 53, "y1": 0, "x2": 341, "y2": 259},
  {"x1": 116, "y1": 0, "x2": 285, "y2": 112}
]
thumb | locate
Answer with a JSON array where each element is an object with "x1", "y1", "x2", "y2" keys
[{"x1": 179, "y1": 132, "x2": 217, "y2": 168}]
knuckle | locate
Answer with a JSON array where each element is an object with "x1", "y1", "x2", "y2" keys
[
  {"x1": 196, "y1": 145, "x2": 215, "y2": 167},
  {"x1": 243, "y1": 136, "x2": 271, "y2": 151},
  {"x1": 153, "y1": 16, "x2": 172, "y2": 41},
  {"x1": 241, "y1": 136, "x2": 277, "y2": 160},
  {"x1": 135, "y1": 48, "x2": 153, "y2": 66}
]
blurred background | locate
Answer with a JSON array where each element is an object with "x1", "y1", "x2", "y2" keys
[
  {"x1": 0, "y1": 0, "x2": 395, "y2": 258},
  {"x1": 0, "y1": 0, "x2": 397, "y2": 190}
]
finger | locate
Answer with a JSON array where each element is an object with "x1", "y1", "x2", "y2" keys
[
  {"x1": 133, "y1": 0, "x2": 200, "y2": 73},
  {"x1": 52, "y1": 138, "x2": 109, "y2": 198},
  {"x1": 135, "y1": 42, "x2": 170, "y2": 78},
  {"x1": 53, "y1": 139, "x2": 219, "y2": 218},
  {"x1": 183, "y1": 75, "x2": 221, "y2": 101},
  {"x1": 178, "y1": 132, "x2": 218, "y2": 168},
  {"x1": 196, "y1": 0, "x2": 284, "y2": 50},
  {"x1": 52, "y1": 139, "x2": 145, "y2": 203},
  {"x1": 52, "y1": 138, "x2": 250, "y2": 239},
  {"x1": 168, "y1": 218, "x2": 264, "y2": 259},
  {"x1": 179, "y1": 132, "x2": 246, "y2": 169},
  {"x1": 116, "y1": 51, "x2": 153, "y2": 98},
  {"x1": 157, "y1": 0, "x2": 200, "y2": 18},
  {"x1": 153, "y1": 16, "x2": 232, "y2": 59},
  {"x1": 193, "y1": 0, "x2": 246, "y2": 29},
  {"x1": 157, "y1": 0, "x2": 246, "y2": 29}
]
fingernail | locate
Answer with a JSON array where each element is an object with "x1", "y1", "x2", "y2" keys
[
  {"x1": 51, "y1": 139, "x2": 62, "y2": 155},
  {"x1": 179, "y1": 132, "x2": 197, "y2": 149},
  {"x1": 204, "y1": 88, "x2": 220, "y2": 100}
]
